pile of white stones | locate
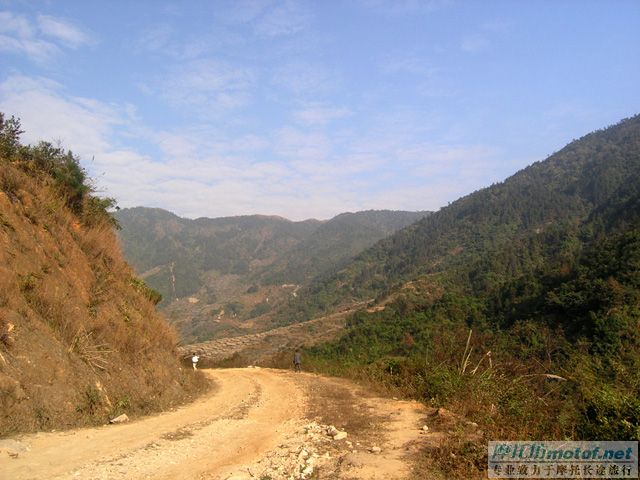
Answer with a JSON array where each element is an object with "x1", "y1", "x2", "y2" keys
[{"x1": 228, "y1": 421, "x2": 351, "y2": 480}]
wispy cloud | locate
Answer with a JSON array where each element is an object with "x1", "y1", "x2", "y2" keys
[
  {"x1": 273, "y1": 126, "x2": 331, "y2": 163},
  {"x1": 134, "y1": 24, "x2": 174, "y2": 53},
  {"x1": 0, "y1": 75, "x2": 118, "y2": 154},
  {"x1": 37, "y1": 14, "x2": 92, "y2": 49},
  {"x1": 0, "y1": 11, "x2": 92, "y2": 63},
  {"x1": 460, "y1": 34, "x2": 489, "y2": 53},
  {"x1": 0, "y1": 11, "x2": 59, "y2": 63},
  {"x1": 0, "y1": 73, "x2": 505, "y2": 220},
  {"x1": 218, "y1": 0, "x2": 311, "y2": 37},
  {"x1": 150, "y1": 58, "x2": 255, "y2": 114},
  {"x1": 293, "y1": 103, "x2": 351, "y2": 126},
  {"x1": 253, "y1": 1, "x2": 311, "y2": 37}
]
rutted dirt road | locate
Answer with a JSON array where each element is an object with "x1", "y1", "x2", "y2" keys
[{"x1": 1, "y1": 368, "x2": 434, "y2": 480}]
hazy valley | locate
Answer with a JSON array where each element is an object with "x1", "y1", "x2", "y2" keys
[{"x1": 114, "y1": 207, "x2": 429, "y2": 342}]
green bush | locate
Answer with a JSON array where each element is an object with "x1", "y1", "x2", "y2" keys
[
  {"x1": 580, "y1": 386, "x2": 640, "y2": 440},
  {"x1": 1, "y1": 112, "x2": 119, "y2": 227},
  {"x1": 129, "y1": 277, "x2": 163, "y2": 305}
]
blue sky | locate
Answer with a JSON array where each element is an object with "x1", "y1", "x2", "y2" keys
[{"x1": 1, "y1": 1, "x2": 638, "y2": 220}]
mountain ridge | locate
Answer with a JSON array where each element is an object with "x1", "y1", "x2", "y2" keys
[
  {"x1": 285, "y1": 115, "x2": 640, "y2": 319},
  {"x1": 114, "y1": 206, "x2": 429, "y2": 341}
]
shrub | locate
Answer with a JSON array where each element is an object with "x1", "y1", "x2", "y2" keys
[
  {"x1": 76, "y1": 385, "x2": 102, "y2": 416},
  {"x1": 129, "y1": 277, "x2": 163, "y2": 305},
  {"x1": 0, "y1": 113, "x2": 23, "y2": 159},
  {"x1": 580, "y1": 386, "x2": 640, "y2": 441}
]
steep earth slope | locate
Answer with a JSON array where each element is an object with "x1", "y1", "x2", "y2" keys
[{"x1": 0, "y1": 114, "x2": 206, "y2": 436}]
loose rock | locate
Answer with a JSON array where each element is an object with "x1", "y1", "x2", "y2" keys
[
  {"x1": 109, "y1": 414, "x2": 129, "y2": 424},
  {"x1": 333, "y1": 431, "x2": 348, "y2": 441}
]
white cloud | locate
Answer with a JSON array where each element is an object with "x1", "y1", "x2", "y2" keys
[
  {"x1": 153, "y1": 58, "x2": 255, "y2": 113},
  {"x1": 274, "y1": 127, "x2": 331, "y2": 162},
  {"x1": 37, "y1": 14, "x2": 92, "y2": 49},
  {"x1": 293, "y1": 104, "x2": 351, "y2": 126},
  {"x1": 0, "y1": 11, "x2": 60, "y2": 63},
  {"x1": 0, "y1": 11, "x2": 34, "y2": 37},
  {"x1": 0, "y1": 72, "x2": 506, "y2": 221},
  {"x1": 460, "y1": 34, "x2": 489, "y2": 53},
  {"x1": 253, "y1": 1, "x2": 310, "y2": 37},
  {"x1": 0, "y1": 11, "x2": 92, "y2": 63},
  {"x1": 0, "y1": 34, "x2": 60, "y2": 64},
  {"x1": 0, "y1": 75, "x2": 117, "y2": 154}
]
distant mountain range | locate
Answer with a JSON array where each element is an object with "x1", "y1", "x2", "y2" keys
[
  {"x1": 114, "y1": 208, "x2": 429, "y2": 341},
  {"x1": 115, "y1": 115, "x2": 640, "y2": 350}
]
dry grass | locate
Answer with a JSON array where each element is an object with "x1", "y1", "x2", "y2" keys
[
  {"x1": 68, "y1": 328, "x2": 112, "y2": 371},
  {"x1": 0, "y1": 160, "x2": 209, "y2": 436},
  {"x1": 305, "y1": 378, "x2": 379, "y2": 437},
  {"x1": 0, "y1": 166, "x2": 20, "y2": 202}
]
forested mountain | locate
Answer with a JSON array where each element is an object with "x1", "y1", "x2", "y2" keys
[
  {"x1": 291, "y1": 115, "x2": 640, "y2": 319},
  {"x1": 303, "y1": 115, "x2": 640, "y2": 456},
  {"x1": 260, "y1": 210, "x2": 431, "y2": 285},
  {"x1": 115, "y1": 208, "x2": 320, "y2": 299},
  {"x1": 114, "y1": 207, "x2": 428, "y2": 341}
]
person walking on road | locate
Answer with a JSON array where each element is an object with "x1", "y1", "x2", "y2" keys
[
  {"x1": 293, "y1": 349, "x2": 302, "y2": 372},
  {"x1": 192, "y1": 352, "x2": 199, "y2": 370}
]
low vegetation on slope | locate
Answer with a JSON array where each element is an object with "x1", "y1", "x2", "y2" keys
[
  {"x1": 0, "y1": 114, "x2": 207, "y2": 436},
  {"x1": 301, "y1": 116, "x2": 640, "y2": 477}
]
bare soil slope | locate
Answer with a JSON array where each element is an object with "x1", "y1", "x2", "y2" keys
[{"x1": 0, "y1": 158, "x2": 206, "y2": 436}]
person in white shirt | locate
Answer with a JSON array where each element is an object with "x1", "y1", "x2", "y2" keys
[{"x1": 192, "y1": 353, "x2": 199, "y2": 370}]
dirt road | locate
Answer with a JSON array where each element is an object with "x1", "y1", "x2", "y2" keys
[{"x1": 0, "y1": 368, "x2": 432, "y2": 480}]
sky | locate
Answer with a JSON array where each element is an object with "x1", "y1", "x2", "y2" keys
[{"x1": 1, "y1": 1, "x2": 639, "y2": 221}]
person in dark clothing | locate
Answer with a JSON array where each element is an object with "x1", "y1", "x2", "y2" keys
[{"x1": 293, "y1": 349, "x2": 302, "y2": 372}]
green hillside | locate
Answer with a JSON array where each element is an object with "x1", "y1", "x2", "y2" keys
[
  {"x1": 301, "y1": 116, "x2": 640, "y2": 474},
  {"x1": 259, "y1": 210, "x2": 431, "y2": 285},
  {"x1": 114, "y1": 207, "x2": 427, "y2": 341},
  {"x1": 291, "y1": 115, "x2": 640, "y2": 319},
  {"x1": 115, "y1": 208, "x2": 320, "y2": 300}
]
